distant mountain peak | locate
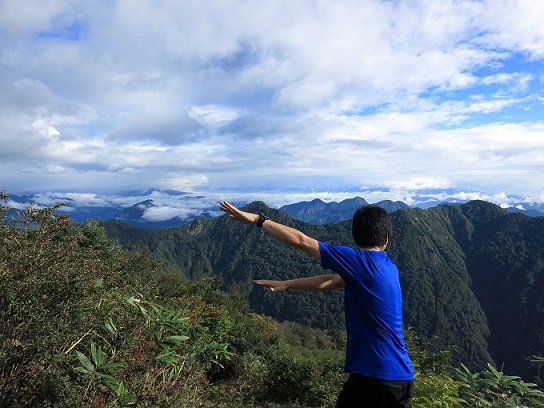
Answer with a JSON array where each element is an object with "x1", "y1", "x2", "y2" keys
[{"x1": 280, "y1": 196, "x2": 406, "y2": 224}]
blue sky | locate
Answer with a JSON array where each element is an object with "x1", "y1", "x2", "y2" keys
[{"x1": 1, "y1": 0, "x2": 544, "y2": 217}]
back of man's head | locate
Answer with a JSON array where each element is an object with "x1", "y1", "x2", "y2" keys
[{"x1": 352, "y1": 206, "x2": 392, "y2": 248}]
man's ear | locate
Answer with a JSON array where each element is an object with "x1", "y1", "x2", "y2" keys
[{"x1": 383, "y1": 235, "x2": 389, "y2": 248}]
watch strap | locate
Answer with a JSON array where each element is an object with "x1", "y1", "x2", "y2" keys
[{"x1": 257, "y1": 213, "x2": 270, "y2": 228}]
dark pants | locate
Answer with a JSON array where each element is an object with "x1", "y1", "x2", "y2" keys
[{"x1": 335, "y1": 373, "x2": 414, "y2": 408}]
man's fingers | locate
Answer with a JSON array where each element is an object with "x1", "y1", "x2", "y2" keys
[
  {"x1": 220, "y1": 203, "x2": 236, "y2": 220},
  {"x1": 219, "y1": 201, "x2": 233, "y2": 212},
  {"x1": 219, "y1": 201, "x2": 241, "y2": 219},
  {"x1": 254, "y1": 279, "x2": 272, "y2": 289}
]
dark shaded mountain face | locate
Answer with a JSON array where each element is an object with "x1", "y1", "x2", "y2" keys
[
  {"x1": 103, "y1": 200, "x2": 544, "y2": 382},
  {"x1": 454, "y1": 202, "x2": 544, "y2": 379}
]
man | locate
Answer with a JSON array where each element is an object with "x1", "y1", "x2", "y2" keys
[{"x1": 219, "y1": 201, "x2": 414, "y2": 407}]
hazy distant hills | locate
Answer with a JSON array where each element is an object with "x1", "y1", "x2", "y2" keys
[
  {"x1": 3, "y1": 190, "x2": 217, "y2": 229},
  {"x1": 102, "y1": 200, "x2": 544, "y2": 383},
  {"x1": 4, "y1": 189, "x2": 543, "y2": 229}
]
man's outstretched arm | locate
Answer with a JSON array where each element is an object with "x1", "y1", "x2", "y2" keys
[
  {"x1": 253, "y1": 274, "x2": 344, "y2": 292},
  {"x1": 219, "y1": 201, "x2": 320, "y2": 260}
]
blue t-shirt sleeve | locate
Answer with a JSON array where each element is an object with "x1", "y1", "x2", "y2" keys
[{"x1": 319, "y1": 241, "x2": 360, "y2": 283}]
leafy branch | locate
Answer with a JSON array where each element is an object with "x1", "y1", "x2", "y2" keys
[{"x1": 75, "y1": 342, "x2": 122, "y2": 395}]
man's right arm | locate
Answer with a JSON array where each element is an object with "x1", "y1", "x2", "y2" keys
[
  {"x1": 253, "y1": 274, "x2": 344, "y2": 292},
  {"x1": 260, "y1": 218, "x2": 320, "y2": 260},
  {"x1": 219, "y1": 201, "x2": 320, "y2": 260}
]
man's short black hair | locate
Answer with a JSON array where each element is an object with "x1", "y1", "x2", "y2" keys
[{"x1": 351, "y1": 205, "x2": 392, "y2": 248}]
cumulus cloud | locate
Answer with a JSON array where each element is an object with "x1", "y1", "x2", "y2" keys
[{"x1": 1, "y1": 0, "x2": 544, "y2": 204}]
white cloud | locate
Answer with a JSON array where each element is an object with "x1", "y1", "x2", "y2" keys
[
  {"x1": 476, "y1": 0, "x2": 544, "y2": 59},
  {"x1": 141, "y1": 206, "x2": 200, "y2": 222},
  {"x1": 389, "y1": 177, "x2": 452, "y2": 191},
  {"x1": 32, "y1": 192, "x2": 109, "y2": 207},
  {"x1": 32, "y1": 119, "x2": 60, "y2": 138},
  {"x1": 44, "y1": 164, "x2": 65, "y2": 174},
  {"x1": 188, "y1": 105, "x2": 240, "y2": 130}
]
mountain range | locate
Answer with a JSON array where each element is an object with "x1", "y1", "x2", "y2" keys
[
  {"x1": 102, "y1": 200, "x2": 544, "y2": 384},
  {"x1": 3, "y1": 188, "x2": 544, "y2": 229}
]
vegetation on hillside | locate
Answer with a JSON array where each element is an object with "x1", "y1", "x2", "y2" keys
[
  {"x1": 103, "y1": 200, "x2": 544, "y2": 381},
  {"x1": 2, "y1": 192, "x2": 543, "y2": 407}
]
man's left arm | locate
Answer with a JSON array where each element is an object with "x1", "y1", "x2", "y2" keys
[{"x1": 253, "y1": 274, "x2": 344, "y2": 292}]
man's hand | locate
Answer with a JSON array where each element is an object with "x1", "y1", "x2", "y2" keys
[
  {"x1": 219, "y1": 201, "x2": 259, "y2": 225},
  {"x1": 253, "y1": 279, "x2": 289, "y2": 292}
]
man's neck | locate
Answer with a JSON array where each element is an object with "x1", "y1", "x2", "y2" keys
[{"x1": 360, "y1": 245, "x2": 386, "y2": 251}]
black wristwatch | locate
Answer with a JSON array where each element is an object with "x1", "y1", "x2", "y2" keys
[{"x1": 257, "y1": 213, "x2": 270, "y2": 228}]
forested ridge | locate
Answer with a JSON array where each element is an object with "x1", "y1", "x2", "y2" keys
[{"x1": 103, "y1": 200, "x2": 544, "y2": 384}]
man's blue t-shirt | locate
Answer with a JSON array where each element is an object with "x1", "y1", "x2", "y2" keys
[{"x1": 319, "y1": 241, "x2": 414, "y2": 381}]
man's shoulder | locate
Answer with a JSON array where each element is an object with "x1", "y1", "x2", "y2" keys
[{"x1": 319, "y1": 241, "x2": 357, "y2": 253}]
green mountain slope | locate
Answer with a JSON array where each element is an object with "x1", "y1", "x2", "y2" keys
[
  {"x1": 455, "y1": 201, "x2": 544, "y2": 378},
  {"x1": 103, "y1": 200, "x2": 544, "y2": 381},
  {"x1": 388, "y1": 206, "x2": 492, "y2": 370}
]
